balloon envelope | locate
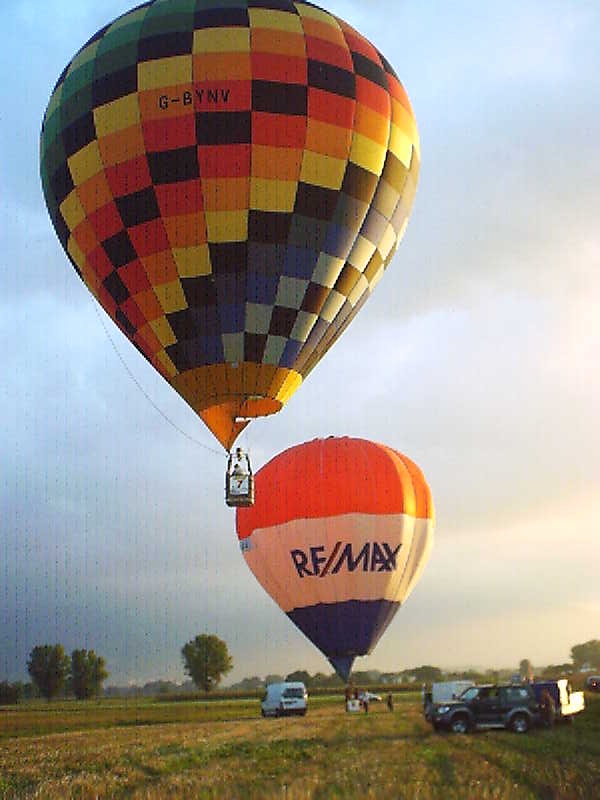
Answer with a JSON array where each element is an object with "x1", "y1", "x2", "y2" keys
[
  {"x1": 236, "y1": 437, "x2": 434, "y2": 680},
  {"x1": 40, "y1": 1, "x2": 419, "y2": 450}
]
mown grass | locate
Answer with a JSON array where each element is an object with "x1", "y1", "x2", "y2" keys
[
  {"x1": 0, "y1": 693, "x2": 598, "y2": 799},
  {"x1": 0, "y1": 697, "x2": 263, "y2": 739}
]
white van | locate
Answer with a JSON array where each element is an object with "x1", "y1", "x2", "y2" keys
[
  {"x1": 261, "y1": 682, "x2": 308, "y2": 717},
  {"x1": 430, "y1": 681, "x2": 475, "y2": 703}
]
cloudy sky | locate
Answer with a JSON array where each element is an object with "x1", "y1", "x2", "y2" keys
[{"x1": 2, "y1": 0, "x2": 599, "y2": 685}]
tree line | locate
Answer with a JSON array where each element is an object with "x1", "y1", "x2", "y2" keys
[
  {"x1": 223, "y1": 641, "x2": 600, "y2": 692},
  {"x1": 0, "y1": 647, "x2": 111, "y2": 702},
  {"x1": 24, "y1": 645, "x2": 109, "y2": 700},
  {"x1": 0, "y1": 634, "x2": 233, "y2": 704},
  {"x1": 2, "y1": 636, "x2": 598, "y2": 704}
]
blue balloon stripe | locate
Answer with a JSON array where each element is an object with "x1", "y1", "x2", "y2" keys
[{"x1": 287, "y1": 598, "x2": 400, "y2": 660}]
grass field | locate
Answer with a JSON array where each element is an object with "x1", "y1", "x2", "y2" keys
[{"x1": 1, "y1": 692, "x2": 599, "y2": 799}]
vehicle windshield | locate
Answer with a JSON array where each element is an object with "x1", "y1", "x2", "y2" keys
[
  {"x1": 283, "y1": 688, "x2": 305, "y2": 699},
  {"x1": 459, "y1": 687, "x2": 479, "y2": 701}
]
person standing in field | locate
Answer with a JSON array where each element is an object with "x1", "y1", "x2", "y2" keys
[
  {"x1": 387, "y1": 693, "x2": 394, "y2": 712},
  {"x1": 540, "y1": 689, "x2": 555, "y2": 728},
  {"x1": 345, "y1": 685, "x2": 352, "y2": 711}
]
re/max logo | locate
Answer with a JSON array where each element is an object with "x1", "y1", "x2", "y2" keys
[{"x1": 290, "y1": 542, "x2": 402, "y2": 578}]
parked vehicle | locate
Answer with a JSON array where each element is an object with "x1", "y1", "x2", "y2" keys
[
  {"x1": 531, "y1": 680, "x2": 585, "y2": 722},
  {"x1": 261, "y1": 682, "x2": 308, "y2": 717},
  {"x1": 585, "y1": 675, "x2": 600, "y2": 692},
  {"x1": 427, "y1": 684, "x2": 539, "y2": 734},
  {"x1": 423, "y1": 681, "x2": 475, "y2": 719},
  {"x1": 359, "y1": 691, "x2": 382, "y2": 703}
]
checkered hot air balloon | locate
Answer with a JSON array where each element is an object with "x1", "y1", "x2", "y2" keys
[
  {"x1": 40, "y1": 0, "x2": 420, "y2": 451},
  {"x1": 236, "y1": 437, "x2": 434, "y2": 681}
]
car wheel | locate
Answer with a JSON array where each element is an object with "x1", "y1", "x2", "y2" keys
[
  {"x1": 450, "y1": 715, "x2": 470, "y2": 734},
  {"x1": 511, "y1": 713, "x2": 529, "y2": 734}
]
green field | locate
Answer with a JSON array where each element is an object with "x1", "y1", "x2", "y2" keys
[{"x1": 1, "y1": 692, "x2": 599, "y2": 799}]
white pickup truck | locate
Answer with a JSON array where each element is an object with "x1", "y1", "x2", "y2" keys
[{"x1": 532, "y1": 679, "x2": 585, "y2": 721}]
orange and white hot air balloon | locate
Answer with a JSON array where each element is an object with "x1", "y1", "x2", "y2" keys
[{"x1": 236, "y1": 437, "x2": 434, "y2": 680}]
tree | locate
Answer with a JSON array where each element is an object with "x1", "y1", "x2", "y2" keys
[
  {"x1": 71, "y1": 649, "x2": 109, "y2": 699},
  {"x1": 519, "y1": 659, "x2": 534, "y2": 681},
  {"x1": 406, "y1": 666, "x2": 443, "y2": 683},
  {"x1": 571, "y1": 640, "x2": 600, "y2": 670},
  {"x1": 12, "y1": 681, "x2": 38, "y2": 700},
  {"x1": 181, "y1": 634, "x2": 233, "y2": 692},
  {"x1": 351, "y1": 670, "x2": 381, "y2": 685},
  {"x1": 265, "y1": 674, "x2": 284, "y2": 686},
  {"x1": 27, "y1": 645, "x2": 70, "y2": 700},
  {"x1": 312, "y1": 672, "x2": 343, "y2": 688},
  {"x1": 0, "y1": 681, "x2": 20, "y2": 705},
  {"x1": 142, "y1": 680, "x2": 177, "y2": 696},
  {"x1": 539, "y1": 663, "x2": 573, "y2": 678},
  {"x1": 235, "y1": 676, "x2": 264, "y2": 690},
  {"x1": 285, "y1": 670, "x2": 311, "y2": 685}
]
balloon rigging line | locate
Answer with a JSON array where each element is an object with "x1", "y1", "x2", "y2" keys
[{"x1": 92, "y1": 300, "x2": 223, "y2": 457}]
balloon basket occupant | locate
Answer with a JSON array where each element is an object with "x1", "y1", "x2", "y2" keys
[{"x1": 225, "y1": 448, "x2": 255, "y2": 508}]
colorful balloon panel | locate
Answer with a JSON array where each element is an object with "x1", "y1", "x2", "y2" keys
[
  {"x1": 40, "y1": 1, "x2": 420, "y2": 450},
  {"x1": 236, "y1": 437, "x2": 434, "y2": 679}
]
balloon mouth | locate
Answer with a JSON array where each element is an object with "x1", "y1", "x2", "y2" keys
[
  {"x1": 169, "y1": 364, "x2": 302, "y2": 448},
  {"x1": 199, "y1": 398, "x2": 282, "y2": 451},
  {"x1": 329, "y1": 656, "x2": 356, "y2": 683},
  {"x1": 237, "y1": 396, "x2": 282, "y2": 418}
]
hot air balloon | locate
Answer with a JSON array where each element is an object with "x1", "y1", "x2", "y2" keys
[
  {"x1": 40, "y1": 1, "x2": 419, "y2": 455},
  {"x1": 236, "y1": 437, "x2": 434, "y2": 681}
]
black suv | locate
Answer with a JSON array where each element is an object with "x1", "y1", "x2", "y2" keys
[{"x1": 427, "y1": 684, "x2": 539, "y2": 734}]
